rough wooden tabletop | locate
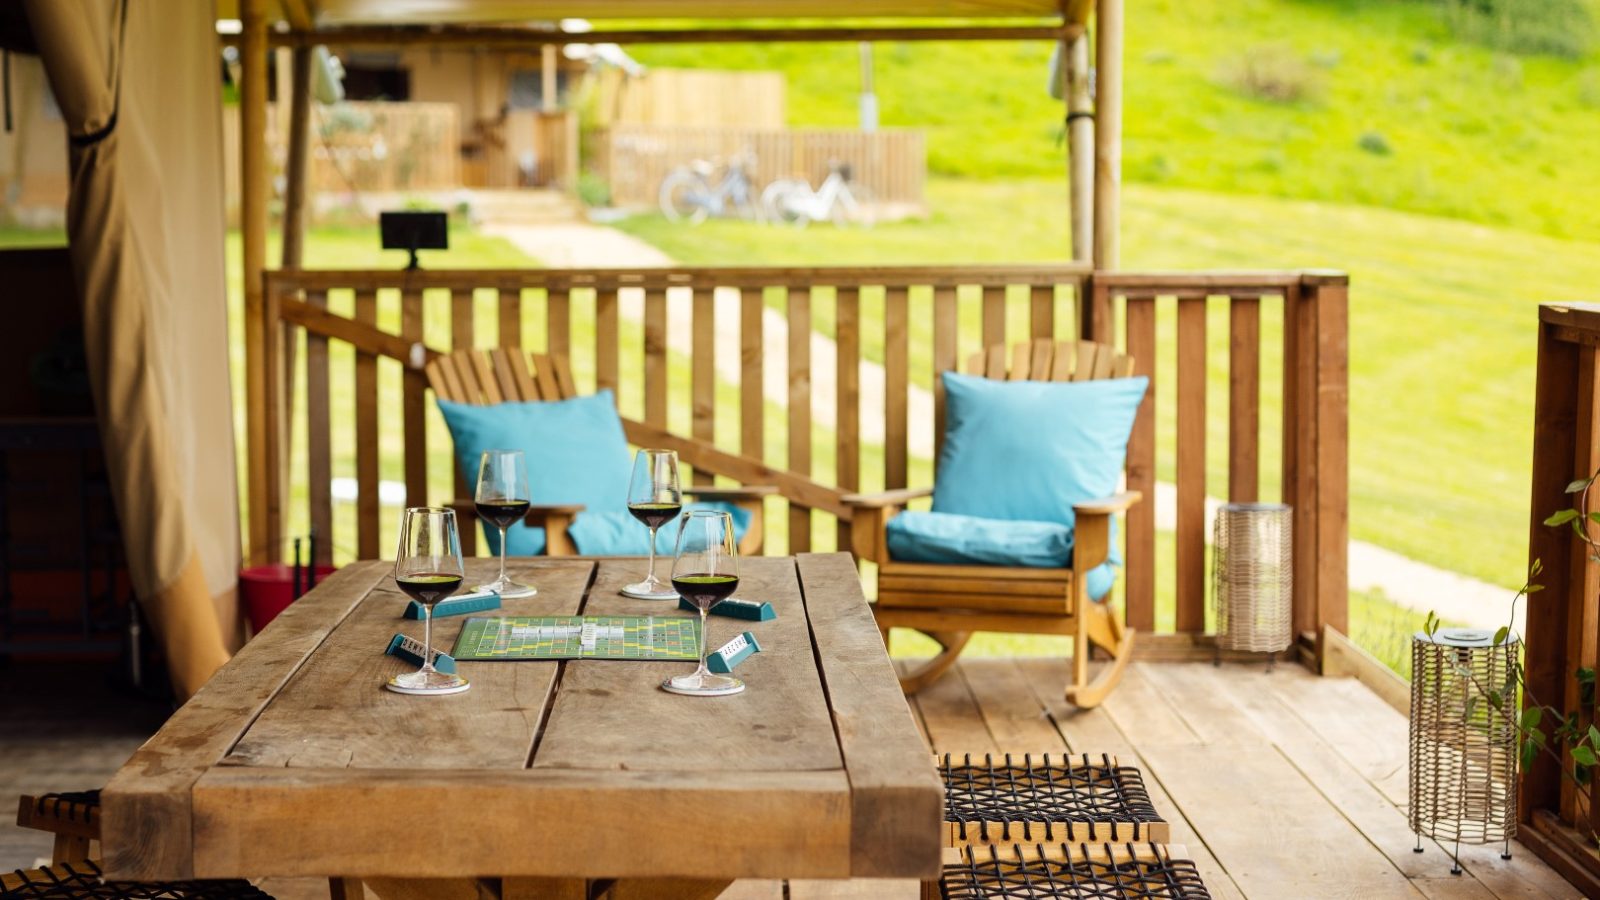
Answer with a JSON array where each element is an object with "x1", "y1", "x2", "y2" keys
[{"x1": 102, "y1": 553, "x2": 940, "y2": 883}]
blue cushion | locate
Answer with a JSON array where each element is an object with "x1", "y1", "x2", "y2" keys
[
  {"x1": 568, "y1": 501, "x2": 753, "y2": 555},
  {"x1": 437, "y1": 391, "x2": 632, "y2": 556},
  {"x1": 932, "y1": 373, "x2": 1148, "y2": 529},
  {"x1": 886, "y1": 510, "x2": 1116, "y2": 600}
]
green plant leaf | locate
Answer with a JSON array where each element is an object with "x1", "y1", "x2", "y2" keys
[
  {"x1": 1488, "y1": 690, "x2": 1503, "y2": 709},
  {"x1": 1575, "y1": 746, "x2": 1598, "y2": 767},
  {"x1": 1494, "y1": 626, "x2": 1510, "y2": 645},
  {"x1": 1577, "y1": 763, "x2": 1593, "y2": 786},
  {"x1": 1523, "y1": 739, "x2": 1539, "y2": 771},
  {"x1": 1588, "y1": 724, "x2": 1600, "y2": 747},
  {"x1": 1465, "y1": 697, "x2": 1479, "y2": 720},
  {"x1": 1531, "y1": 558, "x2": 1544, "y2": 577},
  {"x1": 1547, "y1": 509, "x2": 1581, "y2": 527},
  {"x1": 1521, "y1": 707, "x2": 1544, "y2": 730},
  {"x1": 1526, "y1": 584, "x2": 1544, "y2": 593},
  {"x1": 1567, "y1": 478, "x2": 1595, "y2": 494},
  {"x1": 1580, "y1": 668, "x2": 1596, "y2": 685}
]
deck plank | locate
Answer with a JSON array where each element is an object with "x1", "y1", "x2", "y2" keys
[
  {"x1": 913, "y1": 665, "x2": 1000, "y2": 756},
  {"x1": 960, "y1": 655, "x2": 1069, "y2": 754},
  {"x1": 1267, "y1": 666, "x2": 1410, "y2": 805}
]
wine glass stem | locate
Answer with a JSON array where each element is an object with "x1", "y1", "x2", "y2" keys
[
  {"x1": 645, "y1": 528, "x2": 658, "y2": 584},
  {"x1": 419, "y1": 607, "x2": 436, "y2": 675},
  {"x1": 498, "y1": 524, "x2": 509, "y2": 586},
  {"x1": 695, "y1": 607, "x2": 711, "y2": 678}
]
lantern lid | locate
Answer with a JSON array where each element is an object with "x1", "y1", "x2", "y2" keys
[{"x1": 1413, "y1": 626, "x2": 1518, "y2": 647}]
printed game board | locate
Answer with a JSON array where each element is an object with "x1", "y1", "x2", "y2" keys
[{"x1": 450, "y1": 616, "x2": 702, "y2": 661}]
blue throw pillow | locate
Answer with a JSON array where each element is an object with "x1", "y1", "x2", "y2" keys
[
  {"x1": 886, "y1": 511, "x2": 1116, "y2": 600},
  {"x1": 437, "y1": 391, "x2": 632, "y2": 556},
  {"x1": 568, "y1": 502, "x2": 754, "y2": 555},
  {"x1": 932, "y1": 372, "x2": 1148, "y2": 530}
]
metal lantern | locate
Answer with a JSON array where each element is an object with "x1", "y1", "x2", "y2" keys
[
  {"x1": 1211, "y1": 502, "x2": 1293, "y2": 665},
  {"x1": 1409, "y1": 627, "x2": 1519, "y2": 872}
]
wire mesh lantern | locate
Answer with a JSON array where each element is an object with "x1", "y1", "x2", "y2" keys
[
  {"x1": 1409, "y1": 627, "x2": 1519, "y2": 873},
  {"x1": 1211, "y1": 502, "x2": 1293, "y2": 666}
]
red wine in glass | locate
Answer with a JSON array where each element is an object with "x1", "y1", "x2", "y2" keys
[
  {"x1": 628, "y1": 502, "x2": 682, "y2": 530},
  {"x1": 396, "y1": 572, "x2": 463, "y2": 607},
  {"x1": 670, "y1": 573, "x2": 739, "y2": 611},
  {"x1": 476, "y1": 500, "x2": 532, "y2": 530}
]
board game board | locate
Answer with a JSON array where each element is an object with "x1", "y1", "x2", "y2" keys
[{"x1": 450, "y1": 616, "x2": 702, "y2": 661}]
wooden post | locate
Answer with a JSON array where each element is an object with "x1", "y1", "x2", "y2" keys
[
  {"x1": 541, "y1": 44, "x2": 558, "y2": 113},
  {"x1": 1092, "y1": 0, "x2": 1123, "y2": 271},
  {"x1": 241, "y1": 0, "x2": 272, "y2": 564},
  {"x1": 1065, "y1": 33, "x2": 1094, "y2": 265},
  {"x1": 281, "y1": 46, "x2": 313, "y2": 268}
]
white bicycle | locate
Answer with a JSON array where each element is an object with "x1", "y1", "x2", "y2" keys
[{"x1": 760, "y1": 162, "x2": 876, "y2": 228}]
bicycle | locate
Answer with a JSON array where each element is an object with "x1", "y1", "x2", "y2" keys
[
  {"x1": 658, "y1": 154, "x2": 759, "y2": 224},
  {"x1": 760, "y1": 161, "x2": 877, "y2": 228}
]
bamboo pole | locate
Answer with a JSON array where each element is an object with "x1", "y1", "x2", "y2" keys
[
  {"x1": 1066, "y1": 32, "x2": 1094, "y2": 265},
  {"x1": 281, "y1": 46, "x2": 313, "y2": 267},
  {"x1": 241, "y1": 0, "x2": 272, "y2": 564},
  {"x1": 1092, "y1": 0, "x2": 1123, "y2": 273}
]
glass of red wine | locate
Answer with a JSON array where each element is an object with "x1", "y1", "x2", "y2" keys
[
  {"x1": 473, "y1": 449, "x2": 536, "y2": 599},
  {"x1": 387, "y1": 506, "x2": 470, "y2": 696},
  {"x1": 620, "y1": 449, "x2": 682, "y2": 600},
  {"x1": 662, "y1": 509, "x2": 743, "y2": 697}
]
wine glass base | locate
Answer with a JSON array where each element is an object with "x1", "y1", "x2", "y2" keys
[
  {"x1": 620, "y1": 580, "x2": 678, "y2": 601},
  {"x1": 386, "y1": 670, "x2": 471, "y2": 696},
  {"x1": 661, "y1": 673, "x2": 744, "y2": 697},
  {"x1": 474, "y1": 578, "x2": 536, "y2": 599}
]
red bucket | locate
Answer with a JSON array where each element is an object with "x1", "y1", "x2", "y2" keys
[{"x1": 241, "y1": 563, "x2": 337, "y2": 633}]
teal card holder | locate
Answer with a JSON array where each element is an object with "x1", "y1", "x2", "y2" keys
[
  {"x1": 386, "y1": 633, "x2": 458, "y2": 673},
  {"x1": 707, "y1": 631, "x2": 762, "y2": 674},
  {"x1": 678, "y1": 596, "x2": 776, "y2": 621},
  {"x1": 405, "y1": 589, "x2": 501, "y2": 620}
]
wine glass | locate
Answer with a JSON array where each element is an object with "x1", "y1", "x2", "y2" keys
[
  {"x1": 662, "y1": 509, "x2": 744, "y2": 696},
  {"x1": 620, "y1": 449, "x2": 682, "y2": 600},
  {"x1": 388, "y1": 507, "x2": 470, "y2": 696},
  {"x1": 473, "y1": 449, "x2": 537, "y2": 599}
]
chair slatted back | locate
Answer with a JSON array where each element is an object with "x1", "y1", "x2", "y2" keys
[
  {"x1": 964, "y1": 339, "x2": 1135, "y2": 382},
  {"x1": 427, "y1": 349, "x2": 579, "y2": 405}
]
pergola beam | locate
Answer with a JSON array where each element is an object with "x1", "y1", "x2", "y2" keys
[
  {"x1": 1091, "y1": 0, "x2": 1122, "y2": 272},
  {"x1": 229, "y1": 22, "x2": 1080, "y2": 48}
]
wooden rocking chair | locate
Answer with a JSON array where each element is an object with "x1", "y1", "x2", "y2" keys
[
  {"x1": 425, "y1": 347, "x2": 772, "y2": 556},
  {"x1": 845, "y1": 339, "x2": 1142, "y2": 709}
]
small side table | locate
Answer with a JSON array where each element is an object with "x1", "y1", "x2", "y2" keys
[{"x1": 1211, "y1": 502, "x2": 1293, "y2": 668}]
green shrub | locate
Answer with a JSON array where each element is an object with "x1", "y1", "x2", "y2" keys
[
  {"x1": 1358, "y1": 131, "x2": 1394, "y2": 155},
  {"x1": 577, "y1": 171, "x2": 612, "y2": 209},
  {"x1": 1218, "y1": 43, "x2": 1325, "y2": 103},
  {"x1": 1439, "y1": 0, "x2": 1596, "y2": 58}
]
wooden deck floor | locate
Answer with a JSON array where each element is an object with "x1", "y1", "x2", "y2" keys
[{"x1": 1, "y1": 659, "x2": 1584, "y2": 899}]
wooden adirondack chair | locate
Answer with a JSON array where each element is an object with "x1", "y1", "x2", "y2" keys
[
  {"x1": 425, "y1": 347, "x2": 771, "y2": 556},
  {"x1": 845, "y1": 339, "x2": 1143, "y2": 709}
]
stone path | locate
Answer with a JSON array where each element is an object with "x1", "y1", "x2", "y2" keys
[{"x1": 482, "y1": 220, "x2": 1517, "y2": 632}]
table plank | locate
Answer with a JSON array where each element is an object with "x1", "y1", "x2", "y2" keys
[
  {"x1": 227, "y1": 559, "x2": 593, "y2": 769},
  {"x1": 191, "y1": 767, "x2": 851, "y2": 879},
  {"x1": 533, "y1": 557, "x2": 842, "y2": 772},
  {"x1": 796, "y1": 553, "x2": 943, "y2": 880},
  {"x1": 102, "y1": 562, "x2": 392, "y2": 880}
]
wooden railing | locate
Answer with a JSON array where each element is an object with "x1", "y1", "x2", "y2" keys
[
  {"x1": 1521, "y1": 301, "x2": 1600, "y2": 892},
  {"x1": 252, "y1": 265, "x2": 1347, "y2": 660},
  {"x1": 587, "y1": 126, "x2": 926, "y2": 209}
]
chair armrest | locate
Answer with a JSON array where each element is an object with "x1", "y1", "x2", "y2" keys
[
  {"x1": 842, "y1": 487, "x2": 933, "y2": 509},
  {"x1": 1073, "y1": 491, "x2": 1142, "y2": 517},
  {"x1": 683, "y1": 485, "x2": 780, "y2": 501}
]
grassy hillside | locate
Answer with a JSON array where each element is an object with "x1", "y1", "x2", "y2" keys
[
  {"x1": 617, "y1": 176, "x2": 1600, "y2": 593},
  {"x1": 623, "y1": 0, "x2": 1600, "y2": 241}
]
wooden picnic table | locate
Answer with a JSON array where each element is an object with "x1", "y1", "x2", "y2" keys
[{"x1": 100, "y1": 553, "x2": 942, "y2": 897}]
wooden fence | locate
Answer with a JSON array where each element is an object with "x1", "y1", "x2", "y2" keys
[
  {"x1": 252, "y1": 265, "x2": 1347, "y2": 662},
  {"x1": 1522, "y1": 301, "x2": 1600, "y2": 893},
  {"x1": 588, "y1": 68, "x2": 787, "y2": 130},
  {"x1": 587, "y1": 126, "x2": 925, "y2": 208}
]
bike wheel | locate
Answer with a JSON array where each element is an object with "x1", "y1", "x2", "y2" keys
[
  {"x1": 660, "y1": 172, "x2": 710, "y2": 224},
  {"x1": 761, "y1": 180, "x2": 810, "y2": 227}
]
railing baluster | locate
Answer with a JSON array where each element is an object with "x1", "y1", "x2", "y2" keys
[
  {"x1": 1228, "y1": 295, "x2": 1261, "y2": 504},
  {"x1": 401, "y1": 288, "x2": 427, "y2": 509},
  {"x1": 789, "y1": 289, "x2": 813, "y2": 553},
  {"x1": 885, "y1": 286, "x2": 909, "y2": 490},
  {"x1": 499, "y1": 286, "x2": 520, "y2": 348},
  {"x1": 932, "y1": 286, "x2": 958, "y2": 463},
  {"x1": 1175, "y1": 295, "x2": 1207, "y2": 634},
  {"x1": 1123, "y1": 294, "x2": 1157, "y2": 632},
  {"x1": 981, "y1": 286, "x2": 1005, "y2": 349},
  {"x1": 741, "y1": 288, "x2": 764, "y2": 465},
  {"x1": 306, "y1": 289, "x2": 332, "y2": 565},
  {"x1": 644, "y1": 288, "x2": 668, "y2": 429},
  {"x1": 354, "y1": 288, "x2": 380, "y2": 560},
  {"x1": 692, "y1": 287, "x2": 716, "y2": 486},
  {"x1": 1030, "y1": 284, "x2": 1053, "y2": 340},
  {"x1": 836, "y1": 286, "x2": 861, "y2": 552},
  {"x1": 452, "y1": 288, "x2": 477, "y2": 555},
  {"x1": 548, "y1": 285, "x2": 570, "y2": 359},
  {"x1": 596, "y1": 287, "x2": 619, "y2": 395}
]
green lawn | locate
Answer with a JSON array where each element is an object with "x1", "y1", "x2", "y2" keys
[{"x1": 623, "y1": 0, "x2": 1600, "y2": 243}]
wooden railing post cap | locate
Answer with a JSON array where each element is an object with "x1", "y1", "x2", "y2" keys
[{"x1": 1299, "y1": 270, "x2": 1349, "y2": 287}]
